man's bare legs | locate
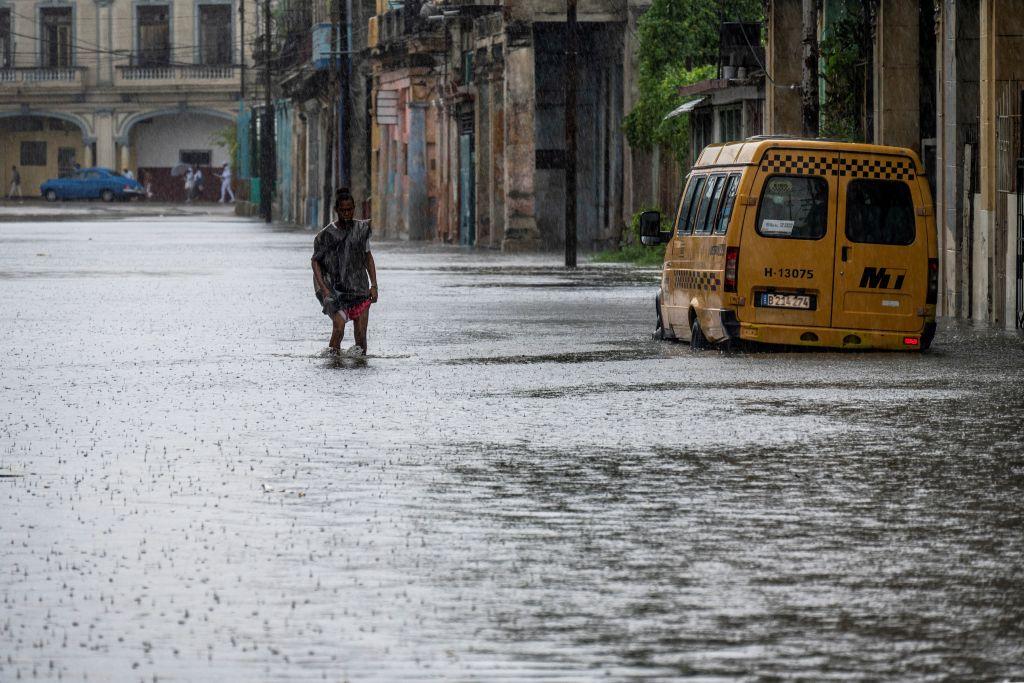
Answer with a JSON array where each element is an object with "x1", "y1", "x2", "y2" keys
[
  {"x1": 354, "y1": 309, "x2": 369, "y2": 353},
  {"x1": 329, "y1": 312, "x2": 346, "y2": 351}
]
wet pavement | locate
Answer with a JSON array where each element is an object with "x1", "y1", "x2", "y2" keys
[{"x1": 1, "y1": 215, "x2": 1023, "y2": 681}]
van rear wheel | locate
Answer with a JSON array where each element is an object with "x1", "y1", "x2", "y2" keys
[{"x1": 690, "y1": 317, "x2": 708, "y2": 350}]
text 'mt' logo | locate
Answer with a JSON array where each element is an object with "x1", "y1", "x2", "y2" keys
[{"x1": 859, "y1": 267, "x2": 906, "y2": 290}]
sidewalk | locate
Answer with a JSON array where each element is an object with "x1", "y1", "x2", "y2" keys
[{"x1": 0, "y1": 198, "x2": 241, "y2": 222}]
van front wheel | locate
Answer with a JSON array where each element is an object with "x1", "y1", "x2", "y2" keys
[
  {"x1": 690, "y1": 317, "x2": 708, "y2": 351},
  {"x1": 654, "y1": 294, "x2": 665, "y2": 340}
]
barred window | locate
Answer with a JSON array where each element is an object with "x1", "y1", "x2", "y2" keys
[{"x1": 21, "y1": 141, "x2": 47, "y2": 166}]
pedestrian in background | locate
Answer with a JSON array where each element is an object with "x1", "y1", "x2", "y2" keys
[
  {"x1": 123, "y1": 168, "x2": 134, "y2": 181},
  {"x1": 216, "y1": 163, "x2": 234, "y2": 203},
  {"x1": 193, "y1": 166, "x2": 204, "y2": 201},
  {"x1": 311, "y1": 188, "x2": 378, "y2": 357},
  {"x1": 8, "y1": 166, "x2": 21, "y2": 199},
  {"x1": 184, "y1": 167, "x2": 194, "y2": 203}
]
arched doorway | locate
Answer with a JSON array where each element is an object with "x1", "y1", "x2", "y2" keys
[
  {"x1": 0, "y1": 113, "x2": 90, "y2": 197},
  {"x1": 121, "y1": 109, "x2": 235, "y2": 201}
]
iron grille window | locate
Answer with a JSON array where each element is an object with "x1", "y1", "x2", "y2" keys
[
  {"x1": 180, "y1": 150, "x2": 211, "y2": 166},
  {"x1": 198, "y1": 5, "x2": 232, "y2": 66},
  {"x1": 40, "y1": 7, "x2": 73, "y2": 68},
  {"x1": 0, "y1": 9, "x2": 11, "y2": 69},
  {"x1": 718, "y1": 106, "x2": 742, "y2": 143},
  {"x1": 137, "y1": 5, "x2": 170, "y2": 66},
  {"x1": 21, "y1": 141, "x2": 47, "y2": 166}
]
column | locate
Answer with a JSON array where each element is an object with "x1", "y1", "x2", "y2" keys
[
  {"x1": 490, "y1": 68, "x2": 506, "y2": 246},
  {"x1": 94, "y1": 111, "x2": 116, "y2": 169},
  {"x1": 874, "y1": 0, "x2": 920, "y2": 150},
  {"x1": 118, "y1": 140, "x2": 131, "y2": 175},
  {"x1": 765, "y1": 0, "x2": 802, "y2": 135},
  {"x1": 501, "y1": 38, "x2": 541, "y2": 252},
  {"x1": 83, "y1": 139, "x2": 95, "y2": 168},
  {"x1": 975, "y1": 0, "x2": 995, "y2": 321}
]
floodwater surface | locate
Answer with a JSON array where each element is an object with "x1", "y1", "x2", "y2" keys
[{"x1": 1, "y1": 217, "x2": 1022, "y2": 681}]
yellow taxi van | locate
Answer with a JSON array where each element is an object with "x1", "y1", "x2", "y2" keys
[{"x1": 640, "y1": 137, "x2": 938, "y2": 351}]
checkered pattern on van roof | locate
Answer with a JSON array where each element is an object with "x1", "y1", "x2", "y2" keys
[{"x1": 759, "y1": 152, "x2": 917, "y2": 181}]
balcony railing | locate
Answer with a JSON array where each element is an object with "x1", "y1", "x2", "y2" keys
[
  {"x1": 116, "y1": 64, "x2": 237, "y2": 81},
  {"x1": 0, "y1": 67, "x2": 85, "y2": 84}
]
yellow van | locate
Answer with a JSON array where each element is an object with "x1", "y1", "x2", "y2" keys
[{"x1": 640, "y1": 137, "x2": 938, "y2": 351}]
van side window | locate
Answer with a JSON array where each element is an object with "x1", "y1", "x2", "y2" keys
[
  {"x1": 756, "y1": 175, "x2": 828, "y2": 240},
  {"x1": 845, "y1": 180, "x2": 915, "y2": 245},
  {"x1": 680, "y1": 175, "x2": 706, "y2": 235},
  {"x1": 715, "y1": 174, "x2": 741, "y2": 235},
  {"x1": 696, "y1": 175, "x2": 726, "y2": 235},
  {"x1": 674, "y1": 176, "x2": 700, "y2": 236}
]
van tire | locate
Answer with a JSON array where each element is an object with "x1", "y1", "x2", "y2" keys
[
  {"x1": 101, "y1": 189, "x2": 114, "y2": 203},
  {"x1": 45, "y1": 190, "x2": 58, "y2": 202},
  {"x1": 690, "y1": 317, "x2": 708, "y2": 350}
]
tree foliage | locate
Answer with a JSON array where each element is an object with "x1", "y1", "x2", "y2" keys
[
  {"x1": 820, "y1": 2, "x2": 871, "y2": 141},
  {"x1": 623, "y1": 0, "x2": 763, "y2": 162}
]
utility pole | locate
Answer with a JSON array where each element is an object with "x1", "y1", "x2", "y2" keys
[
  {"x1": 564, "y1": 0, "x2": 578, "y2": 268},
  {"x1": 260, "y1": 0, "x2": 274, "y2": 223},
  {"x1": 339, "y1": 0, "x2": 353, "y2": 189},
  {"x1": 800, "y1": 0, "x2": 819, "y2": 138},
  {"x1": 324, "y1": 0, "x2": 339, "y2": 223},
  {"x1": 239, "y1": 0, "x2": 245, "y2": 99}
]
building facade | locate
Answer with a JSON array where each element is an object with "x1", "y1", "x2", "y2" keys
[
  {"x1": 368, "y1": 0, "x2": 633, "y2": 251},
  {"x1": 0, "y1": 0, "x2": 256, "y2": 199},
  {"x1": 243, "y1": 0, "x2": 375, "y2": 227},
  {"x1": 766, "y1": 0, "x2": 1024, "y2": 330}
]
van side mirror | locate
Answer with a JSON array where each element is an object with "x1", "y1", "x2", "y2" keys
[{"x1": 639, "y1": 210, "x2": 666, "y2": 246}]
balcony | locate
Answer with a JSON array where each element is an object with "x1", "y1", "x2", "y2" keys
[
  {"x1": 115, "y1": 64, "x2": 237, "y2": 84},
  {"x1": 0, "y1": 67, "x2": 86, "y2": 86}
]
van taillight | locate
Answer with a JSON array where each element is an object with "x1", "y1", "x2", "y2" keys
[
  {"x1": 724, "y1": 247, "x2": 739, "y2": 292},
  {"x1": 926, "y1": 258, "x2": 938, "y2": 305}
]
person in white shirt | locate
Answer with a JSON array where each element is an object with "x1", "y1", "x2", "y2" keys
[
  {"x1": 122, "y1": 168, "x2": 134, "y2": 181},
  {"x1": 184, "y1": 168, "x2": 194, "y2": 203},
  {"x1": 216, "y1": 163, "x2": 235, "y2": 203},
  {"x1": 193, "y1": 167, "x2": 204, "y2": 200}
]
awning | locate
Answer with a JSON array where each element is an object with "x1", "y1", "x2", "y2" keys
[{"x1": 663, "y1": 97, "x2": 707, "y2": 120}]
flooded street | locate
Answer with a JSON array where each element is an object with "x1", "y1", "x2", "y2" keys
[{"x1": 2, "y1": 215, "x2": 1023, "y2": 681}]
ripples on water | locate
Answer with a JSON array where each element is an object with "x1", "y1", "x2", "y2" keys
[{"x1": 0, "y1": 219, "x2": 1021, "y2": 680}]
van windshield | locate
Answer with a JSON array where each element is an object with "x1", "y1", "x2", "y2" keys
[
  {"x1": 845, "y1": 180, "x2": 915, "y2": 245},
  {"x1": 757, "y1": 176, "x2": 828, "y2": 239}
]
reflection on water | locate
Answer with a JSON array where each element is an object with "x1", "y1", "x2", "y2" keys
[{"x1": 0, "y1": 219, "x2": 1021, "y2": 680}]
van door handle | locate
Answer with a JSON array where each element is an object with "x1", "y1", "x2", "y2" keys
[{"x1": 841, "y1": 246, "x2": 850, "y2": 262}]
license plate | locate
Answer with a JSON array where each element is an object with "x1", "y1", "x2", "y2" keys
[{"x1": 757, "y1": 292, "x2": 812, "y2": 309}]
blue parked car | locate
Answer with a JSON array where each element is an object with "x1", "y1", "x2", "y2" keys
[{"x1": 40, "y1": 168, "x2": 145, "y2": 202}]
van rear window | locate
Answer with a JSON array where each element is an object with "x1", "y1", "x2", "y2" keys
[
  {"x1": 845, "y1": 180, "x2": 915, "y2": 245},
  {"x1": 756, "y1": 176, "x2": 828, "y2": 240}
]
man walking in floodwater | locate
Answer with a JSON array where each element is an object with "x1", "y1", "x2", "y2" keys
[{"x1": 311, "y1": 188, "x2": 378, "y2": 356}]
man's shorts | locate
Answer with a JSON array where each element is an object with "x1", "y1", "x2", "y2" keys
[{"x1": 322, "y1": 293, "x2": 371, "y2": 322}]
